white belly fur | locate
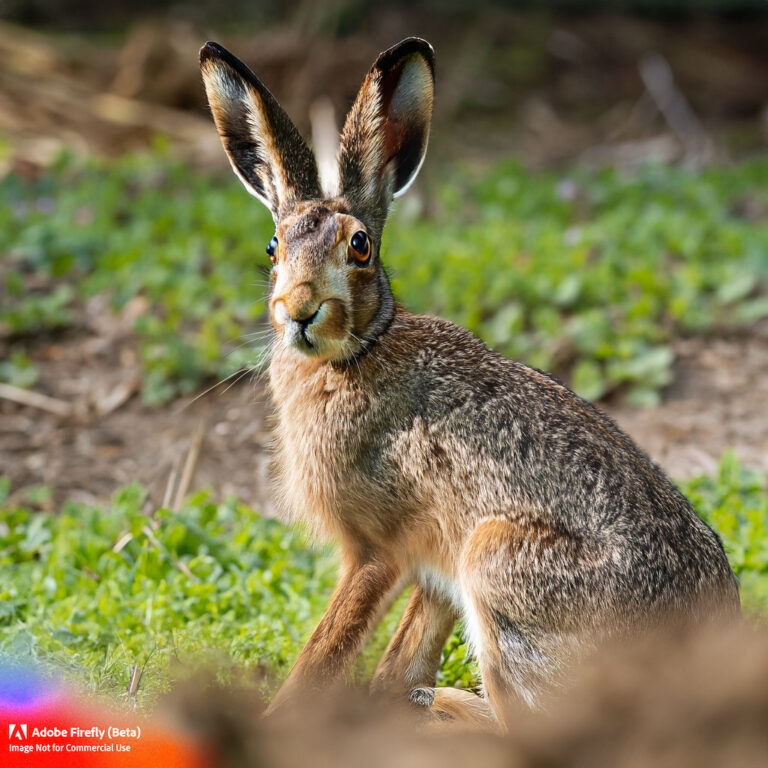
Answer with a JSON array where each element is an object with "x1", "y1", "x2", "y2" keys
[{"x1": 417, "y1": 566, "x2": 484, "y2": 661}]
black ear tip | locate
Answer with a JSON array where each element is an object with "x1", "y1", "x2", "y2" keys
[
  {"x1": 403, "y1": 37, "x2": 435, "y2": 59},
  {"x1": 374, "y1": 37, "x2": 435, "y2": 78},
  {"x1": 199, "y1": 41, "x2": 265, "y2": 92},
  {"x1": 200, "y1": 40, "x2": 238, "y2": 67},
  {"x1": 200, "y1": 41, "x2": 219, "y2": 63}
]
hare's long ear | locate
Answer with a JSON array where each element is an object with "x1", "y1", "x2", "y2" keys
[
  {"x1": 338, "y1": 38, "x2": 434, "y2": 226},
  {"x1": 200, "y1": 42, "x2": 321, "y2": 218}
]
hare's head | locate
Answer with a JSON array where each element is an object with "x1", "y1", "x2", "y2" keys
[{"x1": 200, "y1": 39, "x2": 434, "y2": 362}]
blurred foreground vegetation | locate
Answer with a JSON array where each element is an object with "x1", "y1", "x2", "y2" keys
[
  {"x1": 0, "y1": 453, "x2": 765, "y2": 706},
  {"x1": 2, "y1": 151, "x2": 767, "y2": 405}
]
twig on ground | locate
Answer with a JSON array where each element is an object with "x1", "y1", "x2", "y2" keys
[
  {"x1": 95, "y1": 374, "x2": 141, "y2": 416},
  {"x1": 173, "y1": 420, "x2": 206, "y2": 512},
  {"x1": 127, "y1": 665, "x2": 141, "y2": 697},
  {"x1": 639, "y1": 51, "x2": 714, "y2": 165},
  {"x1": 141, "y1": 524, "x2": 198, "y2": 582},
  {"x1": 0, "y1": 382, "x2": 73, "y2": 417},
  {"x1": 81, "y1": 566, "x2": 99, "y2": 582},
  {"x1": 162, "y1": 455, "x2": 181, "y2": 511},
  {"x1": 112, "y1": 532, "x2": 134, "y2": 554}
]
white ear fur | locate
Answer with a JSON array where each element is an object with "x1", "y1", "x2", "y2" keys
[
  {"x1": 338, "y1": 38, "x2": 435, "y2": 217},
  {"x1": 385, "y1": 52, "x2": 434, "y2": 197},
  {"x1": 200, "y1": 42, "x2": 321, "y2": 218},
  {"x1": 202, "y1": 62, "x2": 278, "y2": 208}
]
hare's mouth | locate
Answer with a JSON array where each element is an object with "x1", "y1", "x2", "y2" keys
[
  {"x1": 273, "y1": 298, "x2": 350, "y2": 359},
  {"x1": 298, "y1": 327, "x2": 315, "y2": 350},
  {"x1": 295, "y1": 317, "x2": 317, "y2": 352},
  {"x1": 296, "y1": 308, "x2": 319, "y2": 350}
]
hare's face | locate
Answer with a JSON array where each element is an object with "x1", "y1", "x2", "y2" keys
[
  {"x1": 268, "y1": 203, "x2": 380, "y2": 361},
  {"x1": 201, "y1": 38, "x2": 434, "y2": 362}
]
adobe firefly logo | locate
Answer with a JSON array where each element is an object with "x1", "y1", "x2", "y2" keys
[{"x1": 9, "y1": 724, "x2": 28, "y2": 740}]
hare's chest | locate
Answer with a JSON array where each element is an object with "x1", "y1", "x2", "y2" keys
[
  {"x1": 277, "y1": 383, "x2": 371, "y2": 467},
  {"x1": 271, "y1": 382, "x2": 388, "y2": 539}
]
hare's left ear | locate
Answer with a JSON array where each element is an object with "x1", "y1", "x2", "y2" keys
[
  {"x1": 200, "y1": 42, "x2": 321, "y2": 219},
  {"x1": 338, "y1": 38, "x2": 435, "y2": 223}
]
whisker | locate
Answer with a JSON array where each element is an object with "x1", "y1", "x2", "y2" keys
[
  {"x1": 220, "y1": 324, "x2": 273, "y2": 347},
  {"x1": 225, "y1": 338, "x2": 263, "y2": 357},
  {"x1": 173, "y1": 366, "x2": 251, "y2": 416},
  {"x1": 239, "y1": 330, "x2": 274, "y2": 340},
  {"x1": 219, "y1": 366, "x2": 254, "y2": 395}
]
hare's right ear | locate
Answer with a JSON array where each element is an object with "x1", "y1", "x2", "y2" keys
[
  {"x1": 200, "y1": 42, "x2": 321, "y2": 218},
  {"x1": 338, "y1": 38, "x2": 435, "y2": 225}
]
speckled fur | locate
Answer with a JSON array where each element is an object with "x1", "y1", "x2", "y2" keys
[{"x1": 200, "y1": 38, "x2": 739, "y2": 729}]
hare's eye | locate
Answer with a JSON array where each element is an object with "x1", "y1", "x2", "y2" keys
[
  {"x1": 349, "y1": 231, "x2": 371, "y2": 265},
  {"x1": 266, "y1": 236, "x2": 278, "y2": 264}
]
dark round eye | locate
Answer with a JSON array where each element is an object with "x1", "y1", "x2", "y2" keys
[
  {"x1": 349, "y1": 231, "x2": 371, "y2": 263},
  {"x1": 266, "y1": 235, "x2": 278, "y2": 261}
]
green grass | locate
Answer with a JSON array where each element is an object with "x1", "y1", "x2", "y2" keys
[
  {"x1": 2, "y1": 151, "x2": 767, "y2": 405},
  {"x1": 1, "y1": 454, "x2": 766, "y2": 707}
]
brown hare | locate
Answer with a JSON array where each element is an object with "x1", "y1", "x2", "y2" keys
[{"x1": 199, "y1": 37, "x2": 739, "y2": 729}]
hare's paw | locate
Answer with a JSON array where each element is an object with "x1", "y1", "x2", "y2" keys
[
  {"x1": 409, "y1": 686, "x2": 497, "y2": 731},
  {"x1": 409, "y1": 687, "x2": 437, "y2": 709}
]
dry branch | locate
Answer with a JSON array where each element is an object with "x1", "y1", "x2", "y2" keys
[
  {"x1": 173, "y1": 421, "x2": 206, "y2": 512},
  {"x1": 639, "y1": 51, "x2": 715, "y2": 165},
  {"x1": 0, "y1": 382, "x2": 73, "y2": 417}
]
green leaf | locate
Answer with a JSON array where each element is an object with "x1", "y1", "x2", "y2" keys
[{"x1": 571, "y1": 360, "x2": 607, "y2": 401}]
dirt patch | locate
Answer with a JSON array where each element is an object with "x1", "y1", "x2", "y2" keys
[
  {"x1": 609, "y1": 326, "x2": 768, "y2": 478},
  {"x1": 2, "y1": 319, "x2": 767, "y2": 511},
  {"x1": 0, "y1": 320, "x2": 273, "y2": 511}
]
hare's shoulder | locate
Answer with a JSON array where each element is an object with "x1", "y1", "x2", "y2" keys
[{"x1": 394, "y1": 311, "x2": 580, "y2": 404}]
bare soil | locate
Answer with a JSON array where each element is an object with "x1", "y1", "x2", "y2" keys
[
  {"x1": 2, "y1": 319, "x2": 767, "y2": 512},
  {"x1": 609, "y1": 326, "x2": 768, "y2": 478}
]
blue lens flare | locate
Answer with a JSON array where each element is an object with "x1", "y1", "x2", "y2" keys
[{"x1": 0, "y1": 661, "x2": 51, "y2": 708}]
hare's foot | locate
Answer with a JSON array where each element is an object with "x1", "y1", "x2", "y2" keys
[{"x1": 409, "y1": 687, "x2": 497, "y2": 731}]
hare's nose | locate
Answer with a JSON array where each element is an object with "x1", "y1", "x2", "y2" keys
[{"x1": 275, "y1": 283, "x2": 319, "y2": 323}]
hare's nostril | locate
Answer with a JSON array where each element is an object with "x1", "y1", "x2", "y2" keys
[
  {"x1": 272, "y1": 301, "x2": 290, "y2": 326},
  {"x1": 297, "y1": 307, "x2": 320, "y2": 329}
]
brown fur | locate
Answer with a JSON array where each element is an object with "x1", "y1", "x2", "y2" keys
[
  {"x1": 372, "y1": 586, "x2": 456, "y2": 695},
  {"x1": 200, "y1": 37, "x2": 739, "y2": 730},
  {"x1": 267, "y1": 556, "x2": 399, "y2": 713}
]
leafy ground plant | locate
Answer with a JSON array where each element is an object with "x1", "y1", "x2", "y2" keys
[
  {"x1": 2, "y1": 153, "x2": 767, "y2": 404},
  {"x1": 1, "y1": 454, "x2": 766, "y2": 707}
]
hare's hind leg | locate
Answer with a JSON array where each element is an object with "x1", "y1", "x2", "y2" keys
[
  {"x1": 460, "y1": 517, "x2": 597, "y2": 729},
  {"x1": 371, "y1": 585, "x2": 456, "y2": 694},
  {"x1": 373, "y1": 586, "x2": 496, "y2": 731},
  {"x1": 409, "y1": 685, "x2": 496, "y2": 731}
]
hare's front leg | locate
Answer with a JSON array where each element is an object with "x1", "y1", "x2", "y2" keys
[
  {"x1": 371, "y1": 585, "x2": 456, "y2": 694},
  {"x1": 266, "y1": 556, "x2": 399, "y2": 715}
]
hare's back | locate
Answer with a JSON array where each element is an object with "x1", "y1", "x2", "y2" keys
[{"x1": 394, "y1": 313, "x2": 735, "y2": 597}]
